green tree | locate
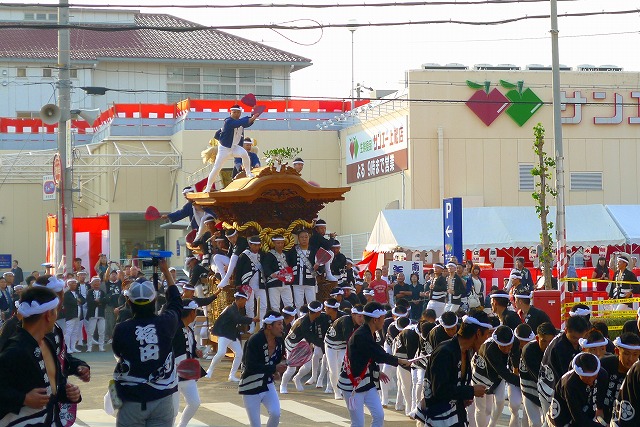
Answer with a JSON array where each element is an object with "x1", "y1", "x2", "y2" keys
[{"x1": 531, "y1": 123, "x2": 557, "y2": 289}]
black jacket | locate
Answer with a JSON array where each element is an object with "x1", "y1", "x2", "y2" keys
[
  {"x1": 325, "y1": 314, "x2": 358, "y2": 350},
  {"x1": 611, "y1": 360, "x2": 640, "y2": 426},
  {"x1": 538, "y1": 333, "x2": 580, "y2": 406},
  {"x1": 0, "y1": 328, "x2": 76, "y2": 425},
  {"x1": 286, "y1": 246, "x2": 316, "y2": 287},
  {"x1": 210, "y1": 302, "x2": 253, "y2": 341},
  {"x1": 522, "y1": 305, "x2": 551, "y2": 335},
  {"x1": 86, "y1": 289, "x2": 107, "y2": 319},
  {"x1": 234, "y1": 250, "x2": 265, "y2": 289},
  {"x1": 548, "y1": 369, "x2": 603, "y2": 427},
  {"x1": 472, "y1": 338, "x2": 520, "y2": 393},
  {"x1": 419, "y1": 336, "x2": 474, "y2": 427},
  {"x1": 261, "y1": 250, "x2": 290, "y2": 289},
  {"x1": 519, "y1": 340, "x2": 544, "y2": 405},
  {"x1": 239, "y1": 329, "x2": 284, "y2": 395},
  {"x1": 112, "y1": 285, "x2": 182, "y2": 403},
  {"x1": 395, "y1": 326, "x2": 420, "y2": 371},
  {"x1": 63, "y1": 290, "x2": 85, "y2": 320},
  {"x1": 172, "y1": 324, "x2": 205, "y2": 381},
  {"x1": 337, "y1": 324, "x2": 398, "y2": 393}
]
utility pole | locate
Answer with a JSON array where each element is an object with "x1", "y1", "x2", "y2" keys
[{"x1": 58, "y1": 0, "x2": 74, "y2": 274}]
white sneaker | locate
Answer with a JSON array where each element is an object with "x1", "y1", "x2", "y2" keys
[
  {"x1": 228, "y1": 375, "x2": 240, "y2": 383},
  {"x1": 246, "y1": 172, "x2": 255, "y2": 179},
  {"x1": 205, "y1": 370, "x2": 213, "y2": 379},
  {"x1": 293, "y1": 377, "x2": 304, "y2": 391},
  {"x1": 99, "y1": 347, "x2": 105, "y2": 352},
  {"x1": 334, "y1": 393, "x2": 342, "y2": 400},
  {"x1": 305, "y1": 377, "x2": 317, "y2": 385},
  {"x1": 323, "y1": 387, "x2": 332, "y2": 394},
  {"x1": 279, "y1": 386, "x2": 288, "y2": 394},
  {"x1": 86, "y1": 346, "x2": 92, "y2": 353}
]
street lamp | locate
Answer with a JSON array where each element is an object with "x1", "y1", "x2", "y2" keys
[{"x1": 347, "y1": 19, "x2": 358, "y2": 111}]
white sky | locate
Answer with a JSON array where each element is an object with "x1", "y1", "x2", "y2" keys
[{"x1": 47, "y1": 0, "x2": 640, "y2": 99}]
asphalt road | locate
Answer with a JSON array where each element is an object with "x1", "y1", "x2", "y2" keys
[{"x1": 69, "y1": 347, "x2": 510, "y2": 427}]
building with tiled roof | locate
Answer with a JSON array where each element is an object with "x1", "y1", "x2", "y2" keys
[{"x1": 0, "y1": 6, "x2": 311, "y2": 117}]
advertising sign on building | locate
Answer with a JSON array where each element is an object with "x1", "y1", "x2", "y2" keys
[{"x1": 345, "y1": 116, "x2": 408, "y2": 184}]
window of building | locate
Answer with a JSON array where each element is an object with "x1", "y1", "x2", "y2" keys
[
  {"x1": 570, "y1": 172, "x2": 602, "y2": 191},
  {"x1": 70, "y1": 69, "x2": 78, "y2": 78},
  {"x1": 42, "y1": 68, "x2": 52, "y2": 78},
  {"x1": 16, "y1": 68, "x2": 27, "y2": 78},
  {"x1": 48, "y1": 13, "x2": 57, "y2": 21},
  {"x1": 16, "y1": 111, "x2": 40, "y2": 119},
  {"x1": 36, "y1": 13, "x2": 47, "y2": 21},
  {"x1": 166, "y1": 66, "x2": 274, "y2": 103},
  {"x1": 24, "y1": 13, "x2": 34, "y2": 20},
  {"x1": 518, "y1": 163, "x2": 534, "y2": 191}
]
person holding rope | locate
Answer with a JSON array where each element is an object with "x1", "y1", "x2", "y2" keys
[{"x1": 337, "y1": 301, "x2": 412, "y2": 427}]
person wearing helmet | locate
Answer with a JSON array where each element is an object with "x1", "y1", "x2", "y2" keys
[{"x1": 111, "y1": 259, "x2": 181, "y2": 427}]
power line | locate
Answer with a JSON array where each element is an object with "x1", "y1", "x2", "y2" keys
[
  {"x1": 3, "y1": 0, "x2": 584, "y2": 9},
  {"x1": 2, "y1": 8, "x2": 639, "y2": 31}
]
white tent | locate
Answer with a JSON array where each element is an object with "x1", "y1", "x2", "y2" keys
[
  {"x1": 606, "y1": 205, "x2": 640, "y2": 245},
  {"x1": 366, "y1": 204, "x2": 627, "y2": 252}
]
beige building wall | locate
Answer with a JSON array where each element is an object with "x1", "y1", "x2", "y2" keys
[{"x1": 339, "y1": 69, "x2": 640, "y2": 236}]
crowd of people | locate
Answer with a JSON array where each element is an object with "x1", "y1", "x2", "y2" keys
[{"x1": 2, "y1": 106, "x2": 640, "y2": 427}]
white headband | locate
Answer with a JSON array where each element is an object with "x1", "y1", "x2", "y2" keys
[
  {"x1": 571, "y1": 353, "x2": 601, "y2": 377},
  {"x1": 490, "y1": 293, "x2": 510, "y2": 300},
  {"x1": 32, "y1": 276, "x2": 64, "y2": 293},
  {"x1": 515, "y1": 331, "x2": 536, "y2": 342},
  {"x1": 90, "y1": 276, "x2": 101, "y2": 283},
  {"x1": 183, "y1": 301, "x2": 198, "y2": 310},
  {"x1": 271, "y1": 237, "x2": 285, "y2": 241},
  {"x1": 617, "y1": 256, "x2": 629, "y2": 264},
  {"x1": 282, "y1": 308, "x2": 297, "y2": 316},
  {"x1": 330, "y1": 289, "x2": 344, "y2": 296},
  {"x1": 66, "y1": 278, "x2": 77, "y2": 284},
  {"x1": 462, "y1": 315, "x2": 493, "y2": 330},
  {"x1": 436, "y1": 316, "x2": 458, "y2": 329},
  {"x1": 363, "y1": 308, "x2": 387, "y2": 318},
  {"x1": 579, "y1": 338, "x2": 608, "y2": 348},
  {"x1": 324, "y1": 301, "x2": 340, "y2": 309},
  {"x1": 17, "y1": 297, "x2": 59, "y2": 317},
  {"x1": 230, "y1": 106, "x2": 243, "y2": 111},
  {"x1": 509, "y1": 274, "x2": 522, "y2": 280},
  {"x1": 363, "y1": 289, "x2": 374, "y2": 296},
  {"x1": 492, "y1": 331, "x2": 515, "y2": 347},
  {"x1": 234, "y1": 292, "x2": 248, "y2": 299},
  {"x1": 226, "y1": 230, "x2": 238, "y2": 238},
  {"x1": 263, "y1": 315, "x2": 284, "y2": 324},
  {"x1": 569, "y1": 308, "x2": 592, "y2": 317},
  {"x1": 446, "y1": 262, "x2": 457, "y2": 268},
  {"x1": 391, "y1": 307, "x2": 409, "y2": 317},
  {"x1": 308, "y1": 304, "x2": 323, "y2": 313},
  {"x1": 351, "y1": 308, "x2": 363, "y2": 315},
  {"x1": 613, "y1": 337, "x2": 640, "y2": 350},
  {"x1": 514, "y1": 292, "x2": 533, "y2": 300},
  {"x1": 433, "y1": 263, "x2": 444, "y2": 269}
]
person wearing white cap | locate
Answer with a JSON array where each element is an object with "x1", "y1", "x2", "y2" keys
[
  {"x1": 75, "y1": 270, "x2": 89, "y2": 349},
  {"x1": 537, "y1": 315, "x2": 590, "y2": 425},
  {"x1": 599, "y1": 333, "x2": 640, "y2": 424},
  {"x1": 232, "y1": 137, "x2": 261, "y2": 178},
  {"x1": 611, "y1": 253, "x2": 639, "y2": 310},
  {"x1": 292, "y1": 157, "x2": 304, "y2": 173},
  {"x1": 489, "y1": 289, "x2": 522, "y2": 331},
  {"x1": 519, "y1": 322, "x2": 557, "y2": 427},
  {"x1": 288, "y1": 229, "x2": 317, "y2": 310},
  {"x1": 310, "y1": 219, "x2": 339, "y2": 282},
  {"x1": 112, "y1": 259, "x2": 182, "y2": 427},
  {"x1": 546, "y1": 352, "x2": 602, "y2": 427},
  {"x1": 214, "y1": 229, "x2": 249, "y2": 289},
  {"x1": 338, "y1": 302, "x2": 411, "y2": 427},
  {"x1": 325, "y1": 304, "x2": 365, "y2": 400},
  {"x1": 203, "y1": 104, "x2": 262, "y2": 192},
  {"x1": 239, "y1": 310, "x2": 286, "y2": 427},
  {"x1": 393, "y1": 316, "x2": 420, "y2": 417},
  {"x1": 262, "y1": 234, "x2": 294, "y2": 312},
  {"x1": 415, "y1": 311, "x2": 492, "y2": 427},
  {"x1": 85, "y1": 276, "x2": 107, "y2": 352},
  {"x1": 472, "y1": 325, "x2": 520, "y2": 427},
  {"x1": 0, "y1": 286, "x2": 82, "y2": 426},
  {"x1": 206, "y1": 291, "x2": 258, "y2": 382},
  {"x1": 513, "y1": 290, "x2": 551, "y2": 334},
  {"x1": 172, "y1": 299, "x2": 206, "y2": 427},
  {"x1": 235, "y1": 236, "x2": 267, "y2": 328},
  {"x1": 63, "y1": 278, "x2": 84, "y2": 353}
]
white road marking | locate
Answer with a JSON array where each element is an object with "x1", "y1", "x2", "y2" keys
[{"x1": 201, "y1": 402, "x2": 267, "y2": 425}]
